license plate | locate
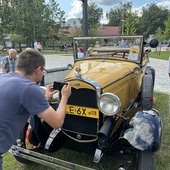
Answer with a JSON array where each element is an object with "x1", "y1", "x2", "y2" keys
[{"x1": 66, "y1": 105, "x2": 99, "y2": 119}]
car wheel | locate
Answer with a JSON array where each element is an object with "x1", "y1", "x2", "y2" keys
[
  {"x1": 137, "y1": 151, "x2": 155, "y2": 170},
  {"x1": 14, "y1": 123, "x2": 43, "y2": 164},
  {"x1": 141, "y1": 74, "x2": 153, "y2": 110}
]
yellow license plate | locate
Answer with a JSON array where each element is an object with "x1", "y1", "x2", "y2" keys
[{"x1": 66, "y1": 105, "x2": 99, "y2": 119}]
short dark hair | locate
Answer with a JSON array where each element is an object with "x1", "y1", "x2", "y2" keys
[{"x1": 16, "y1": 49, "x2": 45, "y2": 75}]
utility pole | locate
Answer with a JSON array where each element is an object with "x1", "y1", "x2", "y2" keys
[
  {"x1": 79, "y1": 0, "x2": 88, "y2": 52},
  {"x1": 121, "y1": 7, "x2": 125, "y2": 35},
  {"x1": 80, "y1": 0, "x2": 88, "y2": 36},
  {"x1": 121, "y1": 19, "x2": 125, "y2": 35}
]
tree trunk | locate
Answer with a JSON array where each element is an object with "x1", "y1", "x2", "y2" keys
[{"x1": 19, "y1": 43, "x2": 22, "y2": 52}]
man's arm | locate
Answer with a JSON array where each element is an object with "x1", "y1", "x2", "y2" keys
[
  {"x1": 1, "y1": 67, "x2": 6, "y2": 73},
  {"x1": 38, "y1": 83, "x2": 71, "y2": 129},
  {"x1": 1, "y1": 57, "x2": 7, "y2": 73}
]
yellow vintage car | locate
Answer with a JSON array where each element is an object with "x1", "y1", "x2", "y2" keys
[{"x1": 12, "y1": 36, "x2": 161, "y2": 170}]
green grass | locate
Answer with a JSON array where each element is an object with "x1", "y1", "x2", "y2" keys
[
  {"x1": 149, "y1": 51, "x2": 170, "y2": 60},
  {"x1": 2, "y1": 92, "x2": 170, "y2": 170},
  {"x1": 154, "y1": 92, "x2": 170, "y2": 170}
]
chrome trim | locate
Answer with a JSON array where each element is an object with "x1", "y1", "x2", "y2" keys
[
  {"x1": 97, "y1": 93, "x2": 121, "y2": 116},
  {"x1": 62, "y1": 129, "x2": 98, "y2": 143},
  {"x1": 65, "y1": 77, "x2": 101, "y2": 96},
  {"x1": 10, "y1": 145, "x2": 96, "y2": 170}
]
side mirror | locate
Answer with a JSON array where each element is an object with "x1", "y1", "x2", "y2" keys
[
  {"x1": 67, "y1": 64, "x2": 73, "y2": 70},
  {"x1": 149, "y1": 39, "x2": 159, "y2": 48}
]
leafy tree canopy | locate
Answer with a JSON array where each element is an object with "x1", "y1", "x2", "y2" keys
[
  {"x1": 87, "y1": 3, "x2": 103, "y2": 29},
  {"x1": 137, "y1": 3, "x2": 169, "y2": 38},
  {"x1": 164, "y1": 16, "x2": 170, "y2": 40},
  {"x1": 106, "y1": 2, "x2": 133, "y2": 26},
  {"x1": 0, "y1": 0, "x2": 65, "y2": 47}
]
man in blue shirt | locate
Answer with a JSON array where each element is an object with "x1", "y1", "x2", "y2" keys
[{"x1": 0, "y1": 49, "x2": 71, "y2": 169}]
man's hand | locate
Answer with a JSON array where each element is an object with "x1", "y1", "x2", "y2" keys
[
  {"x1": 45, "y1": 84, "x2": 58, "y2": 101},
  {"x1": 61, "y1": 82, "x2": 71, "y2": 99}
]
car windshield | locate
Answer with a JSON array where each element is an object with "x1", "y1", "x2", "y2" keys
[{"x1": 73, "y1": 35, "x2": 144, "y2": 64}]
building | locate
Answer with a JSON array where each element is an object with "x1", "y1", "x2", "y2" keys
[
  {"x1": 61, "y1": 18, "x2": 82, "y2": 28},
  {"x1": 64, "y1": 26, "x2": 120, "y2": 37},
  {"x1": 98, "y1": 26, "x2": 120, "y2": 36}
]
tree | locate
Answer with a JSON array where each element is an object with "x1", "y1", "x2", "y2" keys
[
  {"x1": 10, "y1": 34, "x2": 25, "y2": 52},
  {"x1": 10, "y1": 0, "x2": 46, "y2": 44},
  {"x1": 164, "y1": 16, "x2": 170, "y2": 40},
  {"x1": 137, "y1": 3, "x2": 169, "y2": 38},
  {"x1": 44, "y1": 0, "x2": 65, "y2": 48},
  {"x1": 89, "y1": 27, "x2": 100, "y2": 36},
  {"x1": 106, "y1": 2, "x2": 133, "y2": 27},
  {"x1": 154, "y1": 27, "x2": 164, "y2": 55},
  {"x1": 0, "y1": 0, "x2": 65, "y2": 48},
  {"x1": 46, "y1": 26, "x2": 57, "y2": 49},
  {"x1": 155, "y1": 27, "x2": 164, "y2": 42},
  {"x1": 46, "y1": 0, "x2": 65, "y2": 25},
  {"x1": 0, "y1": 0, "x2": 13, "y2": 46},
  {"x1": 74, "y1": 28, "x2": 83, "y2": 37},
  {"x1": 74, "y1": 27, "x2": 101, "y2": 37},
  {"x1": 124, "y1": 11, "x2": 138, "y2": 35},
  {"x1": 78, "y1": 3, "x2": 102, "y2": 37},
  {"x1": 87, "y1": 3, "x2": 103, "y2": 29}
]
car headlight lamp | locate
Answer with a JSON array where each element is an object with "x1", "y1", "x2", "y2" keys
[{"x1": 97, "y1": 93, "x2": 121, "y2": 116}]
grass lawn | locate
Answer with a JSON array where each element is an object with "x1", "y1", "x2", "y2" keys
[
  {"x1": 2, "y1": 92, "x2": 170, "y2": 170},
  {"x1": 149, "y1": 51, "x2": 170, "y2": 60}
]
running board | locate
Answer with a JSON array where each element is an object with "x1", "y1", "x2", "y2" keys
[{"x1": 9, "y1": 145, "x2": 96, "y2": 170}]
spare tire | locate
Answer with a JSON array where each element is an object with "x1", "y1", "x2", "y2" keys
[
  {"x1": 141, "y1": 74, "x2": 153, "y2": 110},
  {"x1": 145, "y1": 66, "x2": 155, "y2": 86}
]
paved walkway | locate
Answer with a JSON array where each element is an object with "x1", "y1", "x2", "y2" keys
[{"x1": 149, "y1": 58, "x2": 170, "y2": 94}]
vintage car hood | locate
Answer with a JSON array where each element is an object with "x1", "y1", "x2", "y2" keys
[{"x1": 65, "y1": 59, "x2": 138, "y2": 87}]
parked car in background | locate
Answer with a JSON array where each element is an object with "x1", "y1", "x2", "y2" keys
[{"x1": 11, "y1": 35, "x2": 162, "y2": 170}]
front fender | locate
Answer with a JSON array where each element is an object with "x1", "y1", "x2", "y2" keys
[
  {"x1": 27, "y1": 115, "x2": 51, "y2": 144},
  {"x1": 122, "y1": 109, "x2": 162, "y2": 152}
]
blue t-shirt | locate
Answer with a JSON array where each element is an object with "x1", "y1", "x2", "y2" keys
[{"x1": 0, "y1": 72, "x2": 49, "y2": 154}]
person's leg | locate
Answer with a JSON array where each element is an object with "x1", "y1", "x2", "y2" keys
[{"x1": 0, "y1": 155, "x2": 3, "y2": 170}]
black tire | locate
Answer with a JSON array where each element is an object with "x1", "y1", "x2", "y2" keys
[
  {"x1": 145, "y1": 66, "x2": 155, "y2": 86},
  {"x1": 141, "y1": 74, "x2": 153, "y2": 110},
  {"x1": 137, "y1": 151, "x2": 155, "y2": 170}
]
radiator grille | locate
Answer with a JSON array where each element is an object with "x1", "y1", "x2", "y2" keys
[{"x1": 63, "y1": 88, "x2": 99, "y2": 137}]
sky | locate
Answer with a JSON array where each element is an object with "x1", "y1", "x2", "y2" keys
[{"x1": 54, "y1": 0, "x2": 170, "y2": 24}]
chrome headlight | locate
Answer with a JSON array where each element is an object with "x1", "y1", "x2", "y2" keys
[{"x1": 97, "y1": 93, "x2": 121, "y2": 116}]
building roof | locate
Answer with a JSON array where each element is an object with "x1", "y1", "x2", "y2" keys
[
  {"x1": 98, "y1": 26, "x2": 120, "y2": 36},
  {"x1": 60, "y1": 26, "x2": 120, "y2": 37}
]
